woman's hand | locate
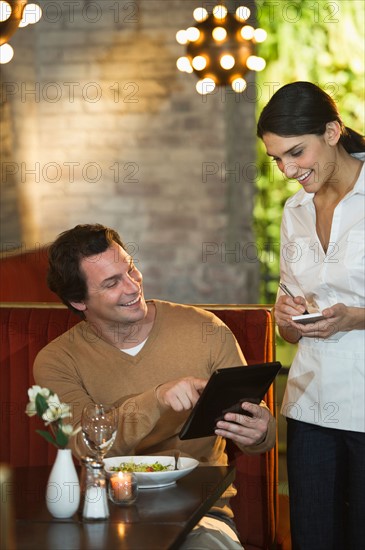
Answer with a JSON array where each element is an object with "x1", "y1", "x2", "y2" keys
[
  {"x1": 275, "y1": 294, "x2": 307, "y2": 326},
  {"x1": 291, "y1": 303, "x2": 365, "y2": 339},
  {"x1": 274, "y1": 294, "x2": 307, "y2": 343}
]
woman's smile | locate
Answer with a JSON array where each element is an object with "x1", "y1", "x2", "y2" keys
[{"x1": 296, "y1": 169, "x2": 313, "y2": 184}]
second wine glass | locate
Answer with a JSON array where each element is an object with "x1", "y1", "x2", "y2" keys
[{"x1": 81, "y1": 403, "x2": 118, "y2": 461}]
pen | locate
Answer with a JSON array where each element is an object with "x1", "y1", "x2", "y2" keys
[{"x1": 279, "y1": 283, "x2": 309, "y2": 314}]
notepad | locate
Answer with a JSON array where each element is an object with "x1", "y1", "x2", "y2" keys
[{"x1": 292, "y1": 313, "x2": 325, "y2": 324}]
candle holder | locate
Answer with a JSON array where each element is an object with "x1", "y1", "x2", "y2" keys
[{"x1": 108, "y1": 472, "x2": 138, "y2": 506}]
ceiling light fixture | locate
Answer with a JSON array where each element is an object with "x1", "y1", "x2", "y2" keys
[
  {"x1": 0, "y1": 0, "x2": 42, "y2": 64},
  {"x1": 176, "y1": 4, "x2": 267, "y2": 95}
]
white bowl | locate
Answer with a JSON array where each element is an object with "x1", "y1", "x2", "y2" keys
[{"x1": 103, "y1": 455, "x2": 199, "y2": 489}]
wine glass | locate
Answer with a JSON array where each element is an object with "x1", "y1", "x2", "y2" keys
[{"x1": 81, "y1": 403, "x2": 118, "y2": 461}]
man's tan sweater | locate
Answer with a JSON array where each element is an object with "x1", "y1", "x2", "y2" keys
[{"x1": 34, "y1": 300, "x2": 275, "y2": 514}]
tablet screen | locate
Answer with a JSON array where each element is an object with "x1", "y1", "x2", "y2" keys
[{"x1": 179, "y1": 362, "x2": 281, "y2": 440}]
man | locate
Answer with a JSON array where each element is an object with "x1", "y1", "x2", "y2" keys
[{"x1": 34, "y1": 224, "x2": 276, "y2": 549}]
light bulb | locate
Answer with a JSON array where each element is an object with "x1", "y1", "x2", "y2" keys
[
  {"x1": 231, "y1": 78, "x2": 247, "y2": 93},
  {"x1": 19, "y1": 3, "x2": 42, "y2": 27},
  {"x1": 246, "y1": 55, "x2": 266, "y2": 71},
  {"x1": 212, "y1": 27, "x2": 227, "y2": 41},
  {"x1": 176, "y1": 30, "x2": 188, "y2": 45},
  {"x1": 176, "y1": 56, "x2": 193, "y2": 73},
  {"x1": 193, "y1": 7, "x2": 208, "y2": 22},
  {"x1": 235, "y1": 6, "x2": 251, "y2": 22},
  {"x1": 241, "y1": 25, "x2": 255, "y2": 40},
  {"x1": 186, "y1": 26, "x2": 200, "y2": 42},
  {"x1": 220, "y1": 54, "x2": 235, "y2": 70},
  {"x1": 0, "y1": 43, "x2": 14, "y2": 64},
  {"x1": 0, "y1": 0, "x2": 11, "y2": 22},
  {"x1": 254, "y1": 28, "x2": 267, "y2": 43},
  {"x1": 196, "y1": 78, "x2": 216, "y2": 95},
  {"x1": 213, "y1": 5, "x2": 227, "y2": 20},
  {"x1": 192, "y1": 56, "x2": 207, "y2": 71}
]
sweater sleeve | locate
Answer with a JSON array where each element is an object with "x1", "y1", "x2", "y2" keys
[{"x1": 205, "y1": 313, "x2": 247, "y2": 372}]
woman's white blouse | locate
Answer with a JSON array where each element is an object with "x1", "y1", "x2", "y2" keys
[{"x1": 280, "y1": 153, "x2": 365, "y2": 432}]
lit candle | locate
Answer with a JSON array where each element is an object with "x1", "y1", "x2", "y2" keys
[
  {"x1": 108, "y1": 472, "x2": 138, "y2": 505},
  {"x1": 111, "y1": 472, "x2": 131, "y2": 499}
]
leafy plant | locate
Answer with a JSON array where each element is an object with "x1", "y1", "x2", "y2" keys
[{"x1": 25, "y1": 385, "x2": 80, "y2": 449}]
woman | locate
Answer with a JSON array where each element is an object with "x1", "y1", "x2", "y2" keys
[{"x1": 257, "y1": 81, "x2": 365, "y2": 550}]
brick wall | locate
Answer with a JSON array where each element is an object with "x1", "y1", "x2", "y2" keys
[{"x1": 0, "y1": 0, "x2": 260, "y2": 303}]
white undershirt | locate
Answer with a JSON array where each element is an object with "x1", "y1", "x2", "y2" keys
[{"x1": 120, "y1": 338, "x2": 148, "y2": 356}]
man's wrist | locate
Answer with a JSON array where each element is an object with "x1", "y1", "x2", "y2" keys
[{"x1": 254, "y1": 430, "x2": 267, "y2": 446}]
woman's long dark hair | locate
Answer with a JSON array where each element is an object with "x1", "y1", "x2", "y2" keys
[{"x1": 257, "y1": 81, "x2": 365, "y2": 153}]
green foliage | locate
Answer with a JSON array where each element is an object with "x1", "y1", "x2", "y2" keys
[
  {"x1": 35, "y1": 393, "x2": 49, "y2": 417},
  {"x1": 36, "y1": 429, "x2": 60, "y2": 448},
  {"x1": 255, "y1": 0, "x2": 364, "y2": 303}
]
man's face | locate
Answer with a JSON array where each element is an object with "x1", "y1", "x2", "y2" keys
[{"x1": 74, "y1": 241, "x2": 148, "y2": 328}]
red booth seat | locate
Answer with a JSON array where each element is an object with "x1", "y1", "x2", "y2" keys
[
  {"x1": 1, "y1": 303, "x2": 281, "y2": 550},
  {"x1": 0, "y1": 248, "x2": 59, "y2": 303},
  {"x1": 0, "y1": 247, "x2": 291, "y2": 549}
]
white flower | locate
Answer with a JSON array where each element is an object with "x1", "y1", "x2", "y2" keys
[
  {"x1": 25, "y1": 401, "x2": 37, "y2": 417},
  {"x1": 42, "y1": 394, "x2": 71, "y2": 426},
  {"x1": 27, "y1": 385, "x2": 50, "y2": 402},
  {"x1": 26, "y1": 385, "x2": 79, "y2": 449},
  {"x1": 61, "y1": 424, "x2": 81, "y2": 437}
]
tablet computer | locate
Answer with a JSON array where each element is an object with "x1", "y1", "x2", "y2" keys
[{"x1": 179, "y1": 361, "x2": 281, "y2": 440}]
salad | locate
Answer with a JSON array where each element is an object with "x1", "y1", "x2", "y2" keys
[{"x1": 110, "y1": 460, "x2": 172, "y2": 473}]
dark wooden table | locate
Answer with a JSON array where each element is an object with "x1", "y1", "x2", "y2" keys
[{"x1": 11, "y1": 465, "x2": 236, "y2": 549}]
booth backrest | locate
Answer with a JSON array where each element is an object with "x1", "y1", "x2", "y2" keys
[
  {"x1": 0, "y1": 249, "x2": 60, "y2": 303},
  {"x1": 206, "y1": 306, "x2": 277, "y2": 550},
  {"x1": 0, "y1": 306, "x2": 78, "y2": 467},
  {"x1": 0, "y1": 303, "x2": 277, "y2": 549}
]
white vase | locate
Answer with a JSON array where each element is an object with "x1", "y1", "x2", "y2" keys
[{"x1": 46, "y1": 448, "x2": 80, "y2": 519}]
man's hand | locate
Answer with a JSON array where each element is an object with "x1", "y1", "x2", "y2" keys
[
  {"x1": 214, "y1": 401, "x2": 271, "y2": 447},
  {"x1": 156, "y1": 377, "x2": 207, "y2": 412}
]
